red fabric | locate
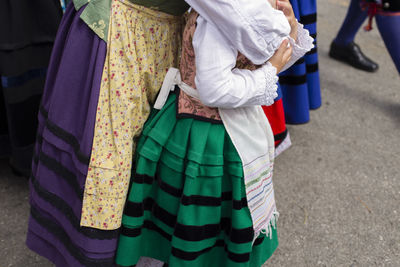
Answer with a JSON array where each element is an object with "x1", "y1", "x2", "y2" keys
[
  {"x1": 361, "y1": 1, "x2": 381, "y2": 31},
  {"x1": 262, "y1": 99, "x2": 286, "y2": 146}
]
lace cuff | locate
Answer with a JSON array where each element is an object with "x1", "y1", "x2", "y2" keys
[
  {"x1": 282, "y1": 22, "x2": 315, "y2": 72},
  {"x1": 253, "y1": 62, "x2": 279, "y2": 106}
]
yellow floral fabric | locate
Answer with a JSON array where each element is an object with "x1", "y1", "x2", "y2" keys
[{"x1": 80, "y1": 0, "x2": 183, "y2": 230}]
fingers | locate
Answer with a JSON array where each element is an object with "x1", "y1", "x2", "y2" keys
[
  {"x1": 278, "y1": 39, "x2": 289, "y2": 51},
  {"x1": 282, "y1": 44, "x2": 293, "y2": 64},
  {"x1": 278, "y1": 39, "x2": 292, "y2": 62},
  {"x1": 268, "y1": 39, "x2": 293, "y2": 73},
  {"x1": 276, "y1": 0, "x2": 293, "y2": 16},
  {"x1": 276, "y1": 0, "x2": 290, "y2": 10}
]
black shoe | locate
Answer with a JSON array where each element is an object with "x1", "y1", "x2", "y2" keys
[{"x1": 329, "y1": 41, "x2": 379, "y2": 72}]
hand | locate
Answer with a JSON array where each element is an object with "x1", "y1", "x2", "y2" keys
[
  {"x1": 277, "y1": 0, "x2": 298, "y2": 41},
  {"x1": 268, "y1": 39, "x2": 293, "y2": 73},
  {"x1": 268, "y1": 0, "x2": 277, "y2": 9}
]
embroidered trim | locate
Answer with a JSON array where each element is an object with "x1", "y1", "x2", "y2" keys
[{"x1": 260, "y1": 62, "x2": 278, "y2": 106}]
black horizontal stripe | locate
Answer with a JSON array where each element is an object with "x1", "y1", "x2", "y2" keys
[
  {"x1": 279, "y1": 74, "x2": 307, "y2": 86},
  {"x1": 144, "y1": 220, "x2": 173, "y2": 240},
  {"x1": 254, "y1": 235, "x2": 265, "y2": 246},
  {"x1": 232, "y1": 197, "x2": 248, "y2": 210},
  {"x1": 1, "y1": 68, "x2": 47, "y2": 88},
  {"x1": 157, "y1": 176, "x2": 182, "y2": 198},
  {"x1": 172, "y1": 236, "x2": 266, "y2": 263},
  {"x1": 125, "y1": 198, "x2": 176, "y2": 228},
  {"x1": 123, "y1": 197, "x2": 253, "y2": 244},
  {"x1": 30, "y1": 206, "x2": 115, "y2": 267},
  {"x1": 172, "y1": 240, "x2": 252, "y2": 263},
  {"x1": 172, "y1": 240, "x2": 225, "y2": 261},
  {"x1": 126, "y1": 193, "x2": 248, "y2": 225},
  {"x1": 306, "y1": 47, "x2": 318, "y2": 56},
  {"x1": 300, "y1": 13, "x2": 317, "y2": 25},
  {"x1": 122, "y1": 223, "x2": 260, "y2": 263},
  {"x1": 131, "y1": 174, "x2": 248, "y2": 210},
  {"x1": 181, "y1": 193, "x2": 247, "y2": 210},
  {"x1": 122, "y1": 220, "x2": 173, "y2": 241},
  {"x1": 133, "y1": 173, "x2": 153, "y2": 184},
  {"x1": 38, "y1": 150, "x2": 84, "y2": 199},
  {"x1": 274, "y1": 129, "x2": 288, "y2": 142},
  {"x1": 181, "y1": 194, "x2": 222, "y2": 206},
  {"x1": 124, "y1": 201, "x2": 144, "y2": 217},
  {"x1": 122, "y1": 223, "x2": 267, "y2": 263},
  {"x1": 120, "y1": 225, "x2": 142, "y2": 237},
  {"x1": 30, "y1": 172, "x2": 120, "y2": 240},
  {"x1": 174, "y1": 217, "x2": 254, "y2": 243},
  {"x1": 39, "y1": 106, "x2": 90, "y2": 165},
  {"x1": 294, "y1": 57, "x2": 305, "y2": 65},
  {"x1": 306, "y1": 63, "x2": 319, "y2": 73},
  {"x1": 227, "y1": 249, "x2": 250, "y2": 263}
]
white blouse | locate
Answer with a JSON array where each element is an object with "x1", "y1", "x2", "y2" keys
[
  {"x1": 192, "y1": 12, "x2": 314, "y2": 108},
  {"x1": 187, "y1": 0, "x2": 293, "y2": 64}
]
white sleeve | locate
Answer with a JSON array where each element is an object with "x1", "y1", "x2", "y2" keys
[
  {"x1": 193, "y1": 17, "x2": 278, "y2": 109},
  {"x1": 186, "y1": 0, "x2": 291, "y2": 65},
  {"x1": 281, "y1": 22, "x2": 315, "y2": 72}
]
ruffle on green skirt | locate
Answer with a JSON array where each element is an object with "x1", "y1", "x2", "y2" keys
[{"x1": 116, "y1": 93, "x2": 278, "y2": 267}]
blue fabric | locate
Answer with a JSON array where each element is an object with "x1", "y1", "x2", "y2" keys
[
  {"x1": 60, "y1": 0, "x2": 66, "y2": 12},
  {"x1": 334, "y1": 0, "x2": 368, "y2": 45},
  {"x1": 279, "y1": 0, "x2": 321, "y2": 124},
  {"x1": 275, "y1": 84, "x2": 283, "y2": 101},
  {"x1": 1, "y1": 68, "x2": 47, "y2": 88},
  {"x1": 376, "y1": 14, "x2": 400, "y2": 73}
]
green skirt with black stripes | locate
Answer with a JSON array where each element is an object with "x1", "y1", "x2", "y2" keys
[{"x1": 115, "y1": 93, "x2": 278, "y2": 267}]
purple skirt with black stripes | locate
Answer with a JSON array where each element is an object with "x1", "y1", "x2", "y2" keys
[{"x1": 26, "y1": 4, "x2": 119, "y2": 267}]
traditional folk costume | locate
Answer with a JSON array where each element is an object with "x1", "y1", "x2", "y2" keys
[
  {"x1": 116, "y1": 2, "x2": 313, "y2": 266},
  {"x1": 332, "y1": 0, "x2": 400, "y2": 74},
  {"x1": 279, "y1": 0, "x2": 322, "y2": 124},
  {"x1": 0, "y1": 1, "x2": 62, "y2": 176},
  {"x1": 26, "y1": 0, "x2": 188, "y2": 266}
]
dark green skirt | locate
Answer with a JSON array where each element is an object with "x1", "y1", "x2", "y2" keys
[{"x1": 116, "y1": 93, "x2": 278, "y2": 267}]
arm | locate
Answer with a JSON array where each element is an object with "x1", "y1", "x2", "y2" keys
[
  {"x1": 276, "y1": 0, "x2": 314, "y2": 71},
  {"x1": 186, "y1": 0, "x2": 291, "y2": 65},
  {"x1": 281, "y1": 22, "x2": 314, "y2": 72},
  {"x1": 193, "y1": 17, "x2": 279, "y2": 108}
]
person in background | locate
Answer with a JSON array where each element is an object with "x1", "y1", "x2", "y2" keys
[
  {"x1": 0, "y1": 0, "x2": 63, "y2": 177},
  {"x1": 330, "y1": 0, "x2": 400, "y2": 74},
  {"x1": 278, "y1": 0, "x2": 322, "y2": 124}
]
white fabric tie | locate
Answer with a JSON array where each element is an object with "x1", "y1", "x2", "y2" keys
[{"x1": 154, "y1": 67, "x2": 199, "y2": 110}]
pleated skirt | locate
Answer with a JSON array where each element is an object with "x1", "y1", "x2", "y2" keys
[
  {"x1": 279, "y1": 0, "x2": 322, "y2": 124},
  {"x1": 26, "y1": 4, "x2": 119, "y2": 267},
  {"x1": 116, "y1": 93, "x2": 279, "y2": 267}
]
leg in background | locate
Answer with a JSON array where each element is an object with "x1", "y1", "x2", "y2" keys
[{"x1": 376, "y1": 14, "x2": 400, "y2": 74}]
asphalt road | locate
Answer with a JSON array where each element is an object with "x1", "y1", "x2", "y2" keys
[{"x1": 0, "y1": 0, "x2": 399, "y2": 266}]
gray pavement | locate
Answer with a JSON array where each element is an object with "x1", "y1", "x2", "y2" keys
[{"x1": 1, "y1": 0, "x2": 399, "y2": 266}]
